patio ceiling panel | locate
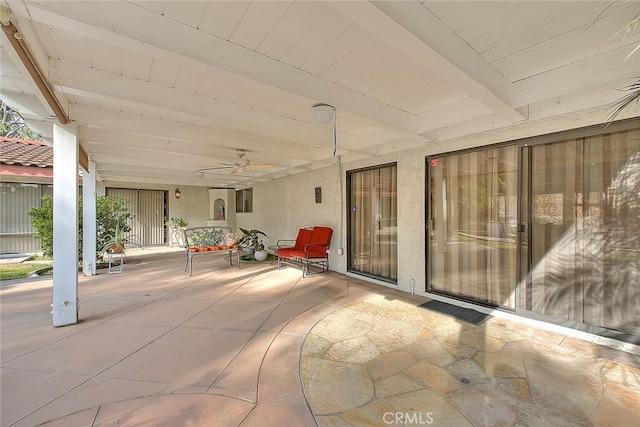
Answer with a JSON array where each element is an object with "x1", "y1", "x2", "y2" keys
[
  {"x1": 331, "y1": 1, "x2": 526, "y2": 123},
  {"x1": 50, "y1": 60, "x2": 340, "y2": 148},
  {"x1": 255, "y1": 1, "x2": 326, "y2": 61},
  {"x1": 510, "y1": 44, "x2": 640, "y2": 106},
  {"x1": 80, "y1": 128, "x2": 300, "y2": 172},
  {"x1": 71, "y1": 103, "x2": 328, "y2": 163},
  {"x1": 226, "y1": 1, "x2": 292, "y2": 51},
  {"x1": 87, "y1": 38, "x2": 122, "y2": 76},
  {"x1": 160, "y1": 0, "x2": 210, "y2": 29},
  {"x1": 148, "y1": 56, "x2": 181, "y2": 89},
  {"x1": 91, "y1": 161, "x2": 244, "y2": 187},
  {"x1": 22, "y1": 1, "x2": 420, "y2": 134},
  {"x1": 487, "y1": 3, "x2": 640, "y2": 82},
  {"x1": 459, "y1": 2, "x2": 594, "y2": 56},
  {"x1": 2, "y1": 1, "x2": 639, "y2": 189}
]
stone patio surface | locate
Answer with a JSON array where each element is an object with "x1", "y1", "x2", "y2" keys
[{"x1": 1, "y1": 249, "x2": 639, "y2": 426}]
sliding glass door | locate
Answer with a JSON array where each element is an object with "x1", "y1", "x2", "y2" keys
[
  {"x1": 347, "y1": 164, "x2": 398, "y2": 282},
  {"x1": 427, "y1": 126, "x2": 640, "y2": 337},
  {"x1": 523, "y1": 130, "x2": 640, "y2": 335},
  {"x1": 428, "y1": 147, "x2": 518, "y2": 308}
]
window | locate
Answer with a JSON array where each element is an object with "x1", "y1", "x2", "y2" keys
[{"x1": 236, "y1": 188, "x2": 253, "y2": 213}]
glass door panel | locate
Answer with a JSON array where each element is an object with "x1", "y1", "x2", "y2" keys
[
  {"x1": 348, "y1": 164, "x2": 398, "y2": 282},
  {"x1": 428, "y1": 146, "x2": 518, "y2": 308},
  {"x1": 524, "y1": 131, "x2": 640, "y2": 335}
]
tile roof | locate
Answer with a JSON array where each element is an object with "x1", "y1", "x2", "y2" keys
[{"x1": 0, "y1": 136, "x2": 52, "y2": 168}]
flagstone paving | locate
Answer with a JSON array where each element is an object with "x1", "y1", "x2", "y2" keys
[{"x1": 301, "y1": 295, "x2": 640, "y2": 427}]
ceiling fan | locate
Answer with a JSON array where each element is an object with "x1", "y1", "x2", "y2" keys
[{"x1": 194, "y1": 149, "x2": 276, "y2": 177}]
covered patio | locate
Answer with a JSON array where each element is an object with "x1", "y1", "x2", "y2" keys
[
  {"x1": 2, "y1": 1, "x2": 640, "y2": 424},
  {"x1": 2, "y1": 249, "x2": 639, "y2": 426}
]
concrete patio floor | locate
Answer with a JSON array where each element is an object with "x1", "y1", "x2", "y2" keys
[{"x1": 1, "y1": 249, "x2": 639, "y2": 426}]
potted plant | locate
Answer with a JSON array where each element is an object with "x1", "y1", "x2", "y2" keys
[
  {"x1": 98, "y1": 222, "x2": 143, "y2": 257},
  {"x1": 237, "y1": 227, "x2": 268, "y2": 260},
  {"x1": 166, "y1": 217, "x2": 188, "y2": 247}
]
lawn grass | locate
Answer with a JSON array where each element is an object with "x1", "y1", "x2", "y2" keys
[{"x1": 0, "y1": 262, "x2": 53, "y2": 281}]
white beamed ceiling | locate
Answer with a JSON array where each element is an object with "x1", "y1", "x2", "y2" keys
[{"x1": 1, "y1": 0, "x2": 639, "y2": 187}]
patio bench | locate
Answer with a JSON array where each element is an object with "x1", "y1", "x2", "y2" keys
[
  {"x1": 183, "y1": 226, "x2": 240, "y2": 276},
  {"x1": 276, "y1": 226, "x2": 333, "y2": 277}
]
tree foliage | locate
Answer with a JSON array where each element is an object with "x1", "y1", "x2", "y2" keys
[{"x1": 0, "y1": 100, "x2": 41, "y2": 140}]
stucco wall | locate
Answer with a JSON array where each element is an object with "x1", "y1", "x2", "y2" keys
[
  {"x1": 234, "y1": 151, "x2": 428, "y2": 294},
  {"x1": 236, "y1": 164, "x2": 344, "y2": 271}
]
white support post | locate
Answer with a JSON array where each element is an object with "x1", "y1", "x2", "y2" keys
[
  {"x1": 52, "y1": 123, "x2": 79, "y2": 327},
  {"x1": 82, "y1": 160, "x2": 97, "y2": 276}
]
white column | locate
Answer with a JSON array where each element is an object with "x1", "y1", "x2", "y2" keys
[
  {"x1": 82, "y1": 160, "x2": 97, "y2": 276},
  {"x1": 52, "y1": 123, "x2": 79, "y2": 327}
]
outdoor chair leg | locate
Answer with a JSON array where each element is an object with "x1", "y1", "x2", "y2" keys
[
  {"x1": 228, "y1": 250, "x2": 233, "y2": 265},
  {"x1": 184, "y1": 253, "x2": 189, "y2": 272},
  {"x1": 303, "y1": 257, "x2": 310, "y2": 278}
]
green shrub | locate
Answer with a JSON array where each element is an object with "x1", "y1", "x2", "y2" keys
[
  {"x1": 28, "y1": 195, "x2": 131, "y2": 259},
  {"x1": 96, "y1": 196, "x2": 131, "y2": 256},
  {"x1": 28, "y1": 195, "x2": 54, "y2": 257}
]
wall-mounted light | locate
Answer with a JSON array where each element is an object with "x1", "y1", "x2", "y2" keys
[{"x1": 174, "y1": 188, "x2": 182, "y2": 199}]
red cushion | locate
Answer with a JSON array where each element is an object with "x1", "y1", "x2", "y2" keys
[
  {"x1": 276, "y1": 248, "x2": 295, "y2": 258},
  {"x1": 294, "y1": 228, "x2": 313, "y2": 250},
  {"x1": 306, "y1": 226, "x2": 333, "y2": 256},
  {"x1": 289, "y1": 249, "x2": 327, "y2": 259}
]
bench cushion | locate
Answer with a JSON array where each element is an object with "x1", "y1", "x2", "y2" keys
[{"x1": 276, "y1": 228, "x2": 312, "y2": 258}]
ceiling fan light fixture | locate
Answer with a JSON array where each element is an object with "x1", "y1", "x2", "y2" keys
[{"x1": 313, "y1": 103, "x2": 335, "y2": 123}]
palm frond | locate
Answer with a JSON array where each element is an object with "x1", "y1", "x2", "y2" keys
[
  {"x1": 595, "y1": 2, "x2": 639, "y2": 59},
  {"x1": 606, "y1": 78, "x2": 640, "y2": 125}
]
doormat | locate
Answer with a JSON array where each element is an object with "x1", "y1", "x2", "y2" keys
[{"x1": 419, "y1": 300, "x2": 492, "y2": 326}]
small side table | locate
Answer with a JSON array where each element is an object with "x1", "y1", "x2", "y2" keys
[{"x1": 107, "y1": 252, "x2": 124, "y2": 274}]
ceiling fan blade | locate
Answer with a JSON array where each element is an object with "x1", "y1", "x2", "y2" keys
[
  {"x1": 197, "y1": 165, "x2": 234, "y2": 173},
  {"x1": 248, "y1": 163, "x2": 277, "y2": 170}
]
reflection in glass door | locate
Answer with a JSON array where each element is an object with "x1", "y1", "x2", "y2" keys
[
  {"x1": 523, "y1": 131, "x2": 640, "y2": 335},
  {"x1": 428, "y1": 146, "x2": 518, "y2": 308},
  {"x1": 347, "y1": 164, "x2": 398, "y2": 282}
]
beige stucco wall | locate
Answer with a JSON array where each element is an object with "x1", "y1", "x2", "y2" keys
[
  {"x1": 236, "y1": 164, "x2": 344, "y2": 270},
  {"x1": 234, "y1": 149, "x2": 428, "y2": 294}
]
